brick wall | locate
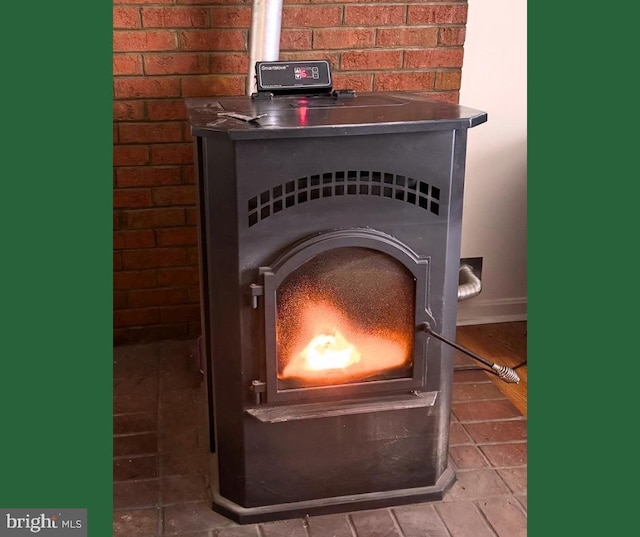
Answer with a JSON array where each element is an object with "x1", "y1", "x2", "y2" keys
[{"x1": 113, "y1": 0, "x2": 468, "y2": 345}]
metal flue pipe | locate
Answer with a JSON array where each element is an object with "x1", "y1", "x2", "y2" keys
[
  {"x1": 246, "y1": 0, "x2": 283, "y2": 96},
  {"x1": 458, "y1": 263, "x2": 482, "y2": 301}
]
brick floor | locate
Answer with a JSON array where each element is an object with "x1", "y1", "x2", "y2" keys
[{"x1": 114, "y1": 340, "x2": 527, "y2": 536}]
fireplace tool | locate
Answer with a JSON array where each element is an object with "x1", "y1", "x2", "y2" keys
[{"x1": 420, "y1": 322, "x2": 520, "y2": 383}]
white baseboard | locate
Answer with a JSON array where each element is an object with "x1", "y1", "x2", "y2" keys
[{"x1": 456, "y1": 296, "x2": 527, "y2": 326}]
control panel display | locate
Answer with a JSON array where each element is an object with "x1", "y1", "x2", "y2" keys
[{"x1": 255, "y1": 60, "x2": 332, "y2": 94}]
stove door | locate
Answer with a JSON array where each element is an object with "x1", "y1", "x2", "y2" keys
[{"x1": 258, "y1": 229, "x2": 435, "y2": 403}]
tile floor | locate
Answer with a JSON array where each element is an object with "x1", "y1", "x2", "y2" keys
[{"x1": 113, "y1": 340, "x2": 527, "y2": 537}]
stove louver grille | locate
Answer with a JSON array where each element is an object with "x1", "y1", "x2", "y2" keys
[{"x1": 247, "y1": 170, "x2": 441, "y2": 227}]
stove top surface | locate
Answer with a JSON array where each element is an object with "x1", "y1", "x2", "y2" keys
[{"x1": 186, "y1": 91, "x2": 487, "y2": 140}]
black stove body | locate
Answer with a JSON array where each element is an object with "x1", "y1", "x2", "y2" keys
[{"x1": 186, "y1": 90, "x2": 487, "y2": 523}]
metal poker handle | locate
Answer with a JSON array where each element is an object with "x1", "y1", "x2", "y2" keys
[{"x1": 420, "y1": 323, "x2": 520, "y2": 384}]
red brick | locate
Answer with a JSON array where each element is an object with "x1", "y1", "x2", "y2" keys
[
  {"x1": 449, "y1": 422, "x2": 472, "y2": 446},
  {"x1": 453, "y1": 369, "x2": 492, "y2": 383},
  {"x1": 128, "y1": 288, "x2": 190, "y2": 308},
  {"x1": 210, "y1": 6, "x2": 252, "y2": 27},
  {"x1": 157, "y1": 267, "x2": 200, "y2": 286},
  {"x1": 185, "y1": 207, "x2": 198, "y2": 226},
  {"x1": 114, "y1": 77, "x2": 181, "y2": 99},
  {"x1": 374, "y1": 71, "x2": 434, "y2": 92},
  {"x1": 377, "y1": 27, "x2": 438, "y2": 47},
  {"x1": 344, "y1": 6, "x2": 405, "y2": 26},
  {"x1": 350, "y1": 510, "x2": 397, "y2": 536},
  {"x1": 313, "y1": 28, "x2": 375, "y2": 50},
  {"x1": 279, "y1": 51, "x2": 339, "y2": 70},
  {"x1": 113, "y1": 30, "x2": 177, "y2": 52},
  {"x1": 341, "y1": 50, "x2": 402, "y2": 71},
  {"x1": 144, "y1": 53, "x2": 209, "y2": 75},
  {"x1": 114, "y1": 324, "x2": 189, "y2": 345},
  {"x1": 152, "y1": 185, "x2": 196, "y2": 206},
  {"x1": 405, "y1": 48, "x2": 464, "y2": 69},
  {"x1": 114, "y1": 145, "x2": 150, "y2": 166},
  {"x1": 114, "y1": 100, "x2": 145, "y2": 121},
  {"x1": 161, "y1": 304, "x2": 200, "y2": 323},
  {"x1": 452, "y1": 381, "x2": 505, "y2": 402},
  {"x1": 114, "y1": 230, "x2": 156, "y2": 250},
  {"x1": 477, "y1": 497, "x2": 527, "y2": 537},
  {"x1": 119, "y1": 122, "x2": 185, "y2": 144},
  {"x1": 178, "y1": 0, "x2": 240, "y2": 3},
  {"x1": 114, "y1": 270, "x2": 158, "y2": 290},
  {"x1": 188, "y1": 322, "x2": 201, "y2": 338},
  {"x1": 113, "y1": 124, "x2": 119, "y2": 143},
  {"x1": 210, "y1": 53, "x2": 248, "y2": 74},
  {"x1": 183, "y1": 125, "x2": 193, "y2": 144},
  {"x1": 123, "y1": 208, "x2": 186, "y2": 229},
  {"x1": 114, "y1": 210, "x2": 123, "y2": 231},
  {"x1": 114, "y1": 252, "x2": 122, "y2": 271},
  {"x1": 435, "y1": 70, "x2": 461, "y2": 90},
  {"x1": 181, "y1": 75, "x2": 244, "y2": 97},
  {"x1": 114, "y1": 291, "x2": 128, "y2": 310},
  {"x1": 331, "y1": 73, "x2": 372, "y2": 92},
  {"x1": 408, "y1": 4, "x2": 468, "y2": 25},
  {"x1": 436, "y1": 501, "x2": 495, "y2": 537},
  {"x1": 439, "y1": 26, "x2": 466, "y2": 46},
  {"x1": 155, "y1": 227, "x2": 198, "y2": 246},
  {"x1": 428, "y1": 91, "x2": 459, "y2": 104},
  {"x1": 182, "y1": 166, "x2": 195, "y2": 184},
  {"x1": 280, "y1": 29, "x2": 312, "y2": 51},
  {"x1": 114, "y1": 54, "x2": 144, "y2": 76},
  {"x1": 147, "y1": 100, "x2": 188, "y2": 121},
  {"x1": 184, "y1": 247, "x2": 199, "y2": 265},
  {"x1": 114, "y1": 0, "x2": 172, "y2": 4},
  {"x1": 114, "y1": 7, "x2": 141, "y2": 28},
  {"x1": 141, "y1": 7, "x2": 209, "y2": 28},
  {"x1": 453, "y1": 399, "x2": 522, "y2": 422},
  {"x1": 283, "y1": 6, "x2": 342, "y2": 27},
  {"x1": 122, "y1": 247, "x2": 188, "y2": 269},
  {"x1": 114, "y1": 188, "x2": 154, "y2": 209},
  {"x1": 114, "y1": 307, "x2": 161, "y2": 328},
  {"x1": 497, "y1": 467, "x2": 527, "y2": 495},
  {"x1": 480, "y1": 443, "x2": 527, "y2": 467},
  {"x1": 150, "y1": 144, "x2": 194, "y2": 165},
  {"x1": 178, "y1": 29, "x2": 246, "y2": 51},
  {"x1": 450, "y1": 445, "x2": 490, "y2": 469},
  {"x1": 464, "y1": 420, "x2": 528, "y2": 444},
  {"x1": 187, "y1": 285, "x2": 201, "y2": 302},
  {"x1": 447, "y1": 469, "x2": 511, "y2": 502},
  {"x1": 116, "y1": 166, "x2": 183, "y2": 187},
  {"x1": 393, "y1": 504, "x2": 449, "y2": 537}
]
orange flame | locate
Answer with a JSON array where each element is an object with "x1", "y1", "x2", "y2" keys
[
  {"x1": 299, "y1": 330, "x2": 361, "y2": 371},
  {"x1": 279, "y1": 301, "x2": 410, "y2": 383}
]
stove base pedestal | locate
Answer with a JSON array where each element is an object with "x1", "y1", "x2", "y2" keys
[{"x1": 210, "y1": 466, "x2": 456, "y2": 524}]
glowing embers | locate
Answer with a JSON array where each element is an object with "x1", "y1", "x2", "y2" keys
[
  {"x1": 276, "y1": 247, "x2": 415, "y2": 389},
  {"x1": 299, "y1": 330, "x2": 361, "y2": 372}
]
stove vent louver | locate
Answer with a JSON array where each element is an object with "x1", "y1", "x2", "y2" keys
[{"x1": 247, "y1": 170, "x2": 441, "y2": 227}]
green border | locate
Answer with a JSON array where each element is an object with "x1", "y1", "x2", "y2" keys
[
  {"x1": 529, "y1": 4, "x2": 638, "y2": 535},
  {"x1": 0, "y1": 2, "x2": 113, "y2": 533}
]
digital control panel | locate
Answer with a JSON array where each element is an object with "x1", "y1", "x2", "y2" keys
[{"x1": 255, "y1": 60, "x2": 332, "y2": 94}]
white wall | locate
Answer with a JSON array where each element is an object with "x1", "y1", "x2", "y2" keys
[{"x1": 457, "y1": 0, "x2": 527, "y2": 325}]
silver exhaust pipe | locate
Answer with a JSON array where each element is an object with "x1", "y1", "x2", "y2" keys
[
  {"x1": 458, "y1": 263, "x2": 482, "y2": 301},
  {"x1": 246, "y1": 0, "x2": 283, "y2": 96}
]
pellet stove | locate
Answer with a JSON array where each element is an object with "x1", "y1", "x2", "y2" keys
[{"x1": 186, "y1": 62, "x2": 487, "y2": 524}]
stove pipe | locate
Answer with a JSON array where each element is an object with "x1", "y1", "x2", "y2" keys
[
  {"x1": 458, "y1": 264, "x2": 482, "y2": 301},
  {"x1": 246, "y1": 0, "x2": 283, "y2": 96}
]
